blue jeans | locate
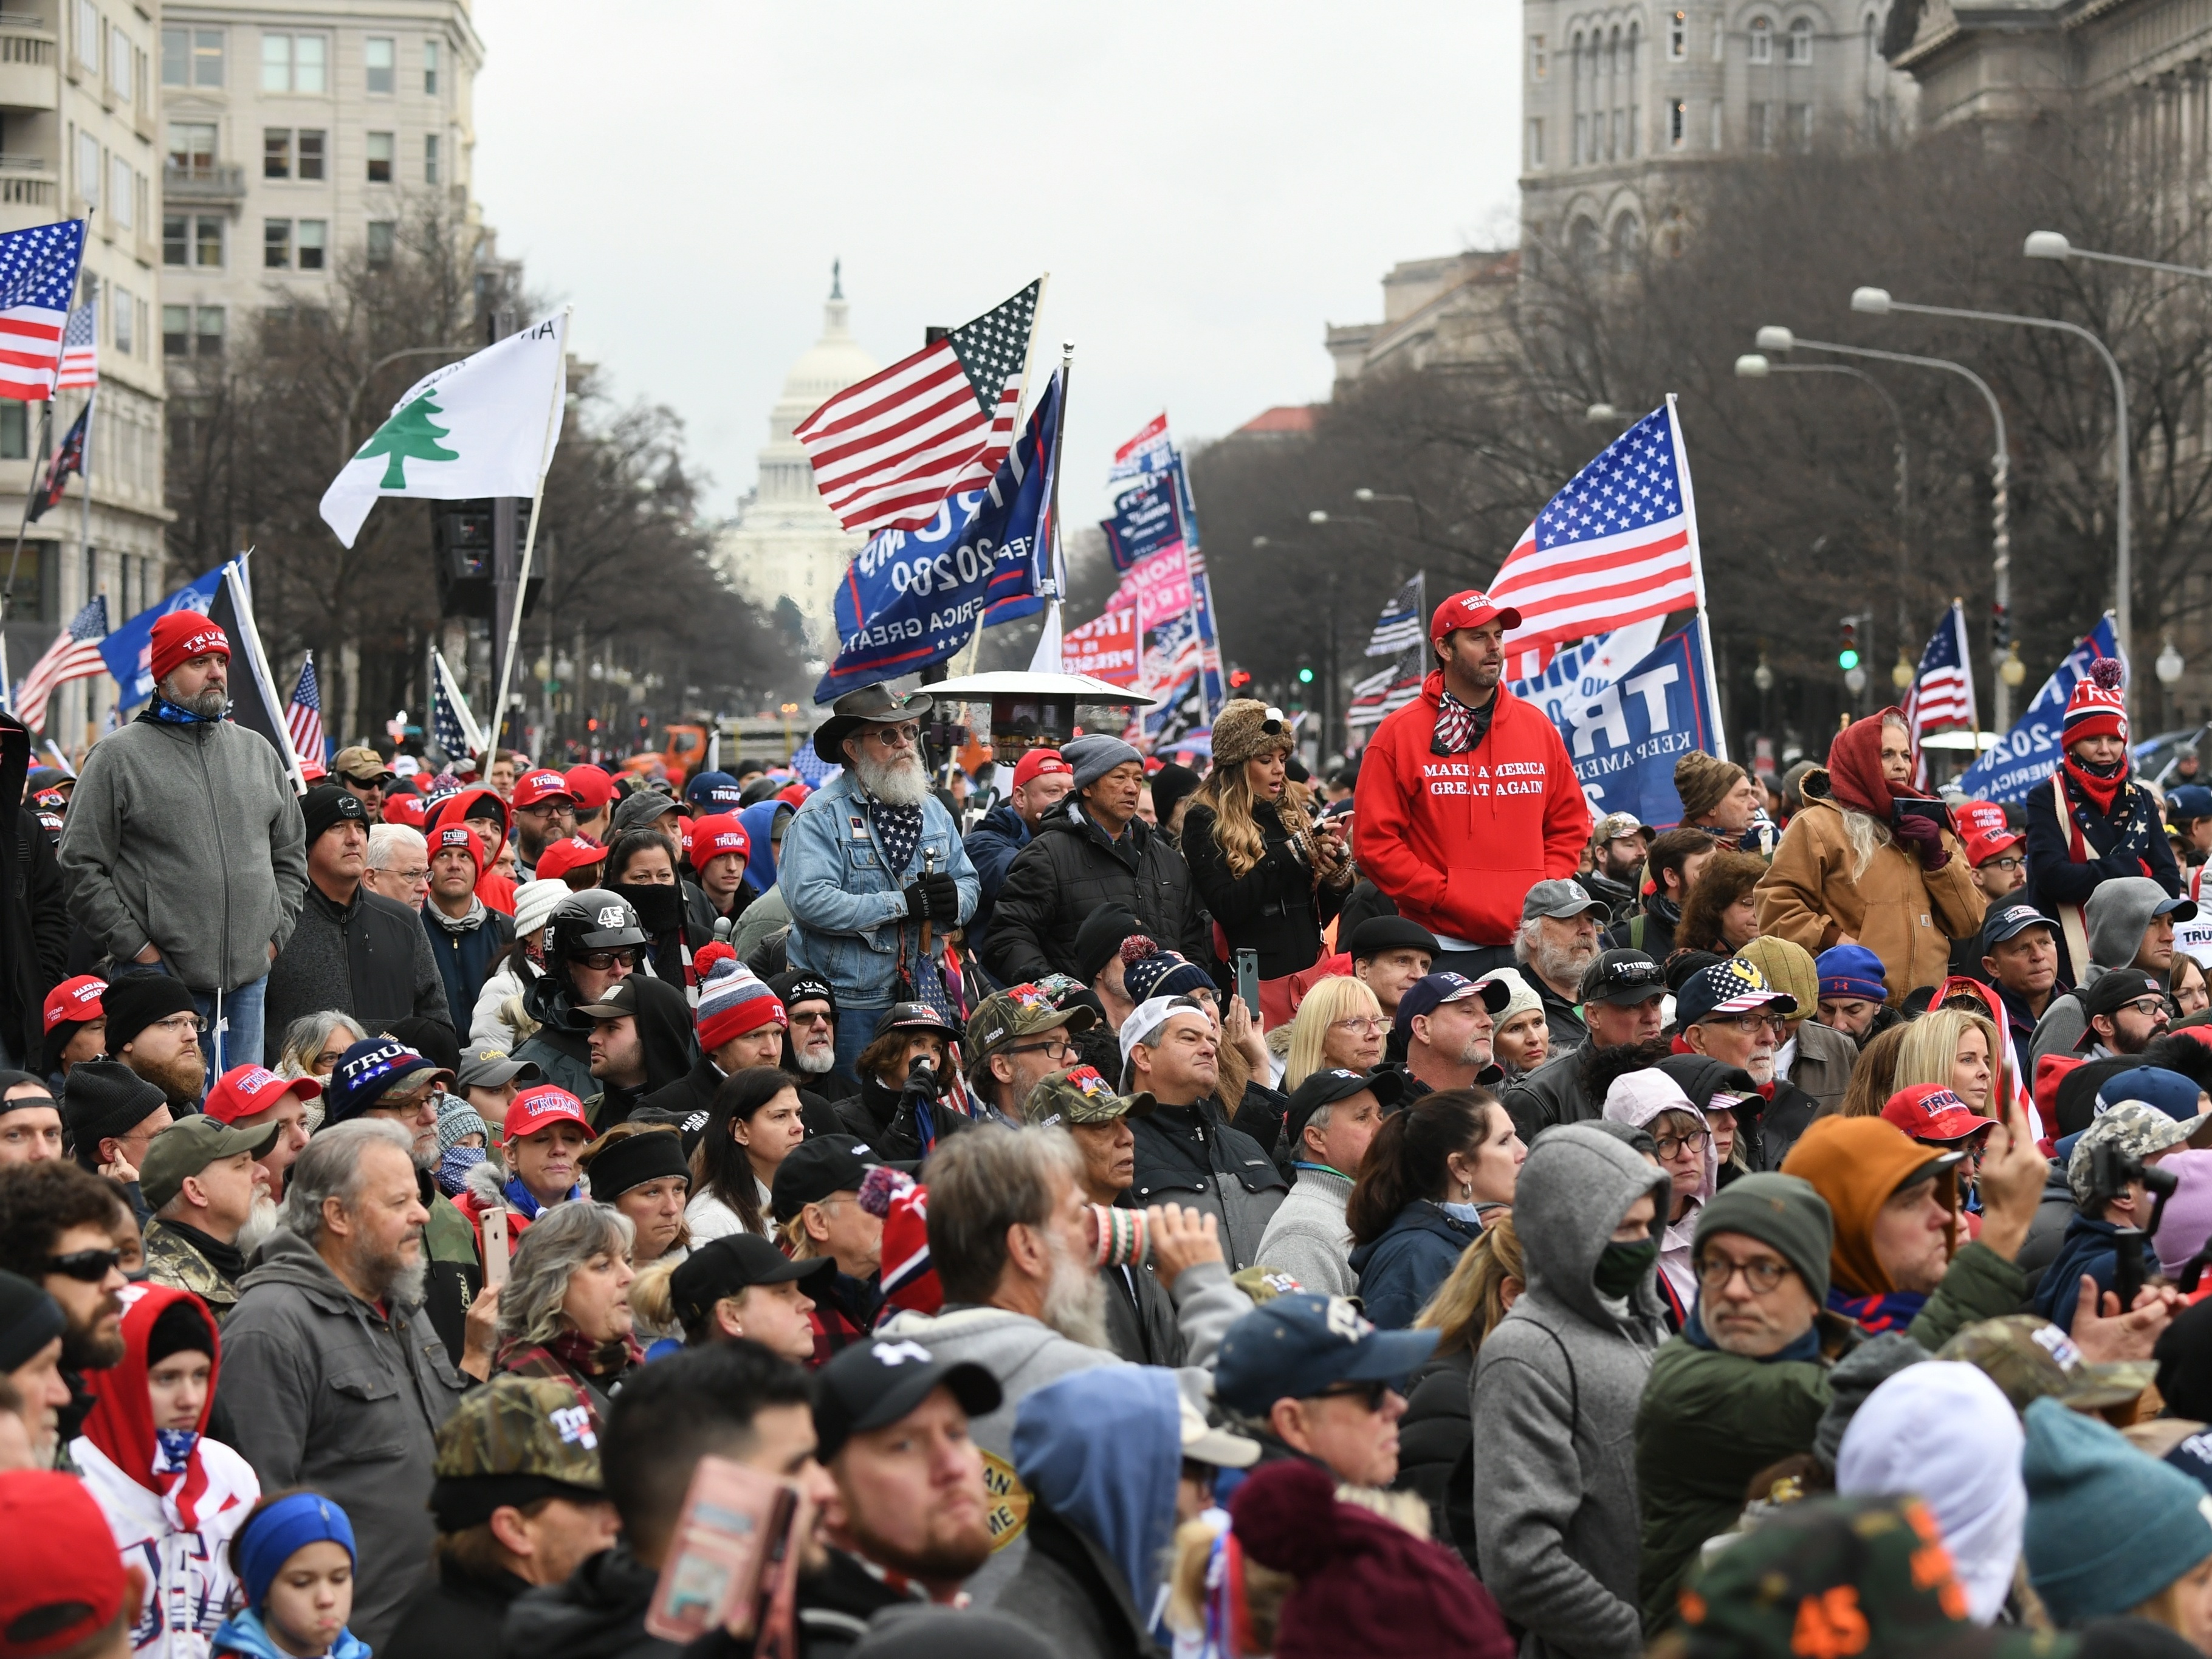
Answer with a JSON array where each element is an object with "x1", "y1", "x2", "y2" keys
[
  {"x1": 188, "y1": 975, "x2": 266, "y2": 1080},
  {"x1": 834, "y1": 1008, "x2": 887, "y2": 1087}
]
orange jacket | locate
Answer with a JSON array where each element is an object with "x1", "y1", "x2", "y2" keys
[{"x1": 1353, "y1": 673, "x2": 1590, "y2": 949}]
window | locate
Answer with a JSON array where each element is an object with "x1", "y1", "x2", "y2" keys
[
  {"x1": 108, "y1": 156, "x2": 130, "y2": 228},
  {"x1": 167, "y1": 122, "x2": 216, "y2": 172},
  {"x1": 264, "y1": 218, "x2": 290, "y2": 269},
  {"x1": 76, "y1": 131, "x2": 99, "y2": 206},
  {"x1": 425, "y1": 134, "x2": 439, "y2": 184},
  {"x1": 1866, "y1": 12, "x2": 1880, "y2": 60},
  {"x1": 194, "y1": 216, "x2": 222, "y2": 267},
  {"x1": 109, "y1": 24, "x2": 130, "y2": 100},
  {"x1": 298, "y1": 219, "x2": 326, "y2": 270},
  {"x1": 1711, "y1": 98, "x2": 1725, "y2": 147},
  {"x1": 1750, "y1": 16, "x2": 1773, "y2": 61},
  {"x1": 162, "y1": 213, "x2": 185, "y2": 265},
  {"x1": 1713, "y1": 14, "x2": 1726, "y2": 58},
  {"x1": 264, "y1": 129, "x2": 289, "y2": 179},
  {"x1": 74, "y1": 0, "x2": 98, "y2": 75},
  {"x1": 1671, "y1": 98, "x2": 1688, "y2": 146},
  {"x1": 424, "y1": 38, "x2": 440, "y2": 94},
  {"x1": 0, "y1": 404, "x2": 24, "y2": 462},
  {"x1": 366, "y1": 220, "x2": 394, "y2": 266},
  {"x1": 162, "y1": 303, "x2": 187, "y2": 355},
  {"x1": 113, "y1": 286, "x2": 131, "y2": 354},
  {"x1": 160, "y1": 26, "x2": 222, "y2": 88},
  {"x1": 297, "y1": 130, "x2": 325, "y2": 180},
  {"x1": 1749, "y1": 101, "x2": 1771, "y2": 146},
  {"x1": 1788, "y1": 18, "x2": 1813, "y2": 63},
  {"x1": 1574, "y1": 114, "x2": 1587, "y2": 165},
  {"x1": 365, "y1": 36, "x2": 393, "y2": 93},
  {"x1": 1527, "y1": 118, "x2": 1544, "y2": 167},
  {"x1": 195, "y1": 306, "x2": 224, "y2": 355},
  {"x1": 366, "y1": 132, "x2": 393, "y2": 183},
  {"x1": 1669, "y1": 11, "x2": 1686, "y2": 59},
  {"x1": 261, "y1": 33, "x2": 325, "y2": 93},
  {"x1": 1529, "y1": 34, "x2": 1546, "y2": 79},
  {"x1": 1786, "y1": 101, "x2": 1812, "y2": 147}
]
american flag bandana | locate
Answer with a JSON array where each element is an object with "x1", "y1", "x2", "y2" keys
[
  {"x1": 867, "y1": 799, "x2": 924, "y2": 878},
  {"x1": 1432, "y1": 688, "x2": 1486, "y2": 756}
]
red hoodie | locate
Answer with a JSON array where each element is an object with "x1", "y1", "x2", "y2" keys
[
  {"x1": 426, "y1": 786, "x2": 516, "y2": 915},
  {"x1": 1353, "y1": 672, "x2": 1590, "y2": 948}
]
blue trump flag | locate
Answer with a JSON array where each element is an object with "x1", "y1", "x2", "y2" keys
[
  {"x1": 815, "y1": 374, "x2": 1060, "y2": 700},
  {"x1": 1956, "y1": 613, "x2": 2125, "y2": 804},
  {"x1": 1101, "y1": 465, "x2": 1184, "y2": 572},
  {"x1": 1511, "y1": 619, "x2": 1721, "y2": 828},
  {"x1": 100, "y1": 563, "x2": 225, "y2": 709}
]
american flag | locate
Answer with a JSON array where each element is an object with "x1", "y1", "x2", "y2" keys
[
  {"x1": 1367, "y1": 572, "x2": 1427, "y2": 657},
  {"x1": 286, "y1": 652, "x2": 325, "y2": 775},
  {"x1": 1347, "y1": 650, "x2": 1425, "y2": 737},
  {"x1": 794, "y1": 280, "x2": 1040, "y2": 534},
  {"x1": 1488, "y1": 400, "x2": 1703, "y2": 670},
  {"x1": 25, "y1": 398, "x2": 86, "y2": 524},
  {"x1": 53, "y1": 300, "x2": 95, "y2": 390},
  {"x1": 15, "y1": 596, "x2": 106, "y2": 733},
  {"x1": 1903, "y1": 600, "x2": 1978, "y2": 788},
  {"x1": 430, "y1": 648, "x2": 481, "y2": 759},
  {"x1": 0, "y1": 221, "x2": 86, "y2": 402}
]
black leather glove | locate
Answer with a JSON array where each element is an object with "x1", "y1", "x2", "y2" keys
[
  {"x1": 921, "y1": 871, "x2": 960, "y2": 929},
  {"x1": 903, "y1": 881, "x2": 932, "y2": 922}
]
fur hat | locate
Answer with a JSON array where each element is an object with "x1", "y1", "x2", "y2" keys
[
  {"x1": 1210, "y1": 699, "x2": 1295, "y2": 771},
  {"x1": 1674, "y1": 751, "x2": 1745, "y2": 823}
]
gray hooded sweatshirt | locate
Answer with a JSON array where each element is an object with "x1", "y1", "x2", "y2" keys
[
  {"x1": 1472, "y1": 1123, "x2": 1670, "y2": 1659},
  {"x1": 2029, "y1": 876, "x2": 2176, "y2": 1062},
  {"x1": 874, "y1": 1257, "x2": 1245, "y2": 1607}
]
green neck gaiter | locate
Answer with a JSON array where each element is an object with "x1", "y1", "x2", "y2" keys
[{"x1": 1592, "y1": 1238, "x2": 1660, "y2": 1300}]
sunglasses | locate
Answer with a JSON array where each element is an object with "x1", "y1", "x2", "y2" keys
[
  {"x1": 42, "y1": 1246, "x2": 121, "y2": 1282},
  {"x1": 571, "y1": 949, "x2": 636, "y2": 972},
  {"x1": 1314, "y1": 1376, "x2": 1392, "y2": 1412}
]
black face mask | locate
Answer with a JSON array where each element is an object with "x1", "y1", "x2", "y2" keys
[
  {"x1": 1592, "y1": 1238, "x2": 1659, "y2": 1300},
  {"x1": 612, "y1": 881, "x2": 682, "y2": 935}
]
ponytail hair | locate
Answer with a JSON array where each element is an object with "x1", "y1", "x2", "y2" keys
[{"x1": 1345, "y1": 1089, "x2": 1493, "y2": 1245}]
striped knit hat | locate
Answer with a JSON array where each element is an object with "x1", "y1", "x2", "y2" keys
[
  {"x1": 2063, "y1": 656, "x2": 2128, "y2": 747},
  {"x1": 695, "y1": 957, "x2": 786, "y2": 1051}
]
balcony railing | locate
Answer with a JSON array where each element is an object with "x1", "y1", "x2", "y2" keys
[{"x1": 162, "y1": 161, "x2": 246, "y2": 202}]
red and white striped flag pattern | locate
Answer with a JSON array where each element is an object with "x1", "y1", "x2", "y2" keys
[
  {"x1": 1487, "y1": 399, "x2": 1703, "y2": 672},
  {"x1": 0, "y1": 220, "x2": 86, "y2": 402},
  {"x1": 15, "y1": 597, "x2": 106, "y2": 733},
  {"x1": 1903, "y1": 600, "x2": 1977, "y2": 788},
  {"x1": 286, "y1": 652, "x2": 325, "y2": 777},
  {"x1": 794, "y1": 280, "x2": 1040, "y2": 534},
  {"x1": 54, "y1": 300, "x2": 95, "y2": 389}
]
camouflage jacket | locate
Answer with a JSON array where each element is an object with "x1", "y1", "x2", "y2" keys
[{"x1": 142, "y1": 1218, "x2": 241, "y2": 1321}]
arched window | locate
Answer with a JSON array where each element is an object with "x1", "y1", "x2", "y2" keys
[
  {"x1": 1788, "y1": 18, "x2": 1814, "y2": 63},
  {"x1": 1749, "y1": 15, "x2": 1773, "y2": 62},
  {"x1": 1570, "y1": 216, "x2": 1601, "y2": 274},
  {"x1": 1611, "y1": 211, "x2": 1644, "y2": 273}
]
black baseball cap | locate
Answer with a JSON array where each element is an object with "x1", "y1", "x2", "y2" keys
[
  {"x1": 1578, "y1": 949, "x2": 1668, "y2": 1007},
  {"x1": 574, "y1": 979, "x2": 644, "y2": 1020},
  {"x1": 1283, "y1": 1068, "x2": 1408, "y2": 1153},
  {"x1": 771, "y1": 1133, "x2": 885, "y2": 1222},
  {"x1": 2076, "y1": 971, "x2": 2170, "y2": 1050},
  {"x1": 1345, "y1": 916, "x2": 1440, "y2": 963},
  {"x1": 667, "y1": 1234, "x2": 834, "y2": 1331},
  {"x1": 1981, "y1": 902, "x2": 2059, "y2": 950},
  {"x1": 813, "y1": 1334, "x2": 1003, "y2": 1463}
]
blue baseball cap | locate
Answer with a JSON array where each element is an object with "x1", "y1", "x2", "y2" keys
[
  {"x1": 684, "y1": 770, "x2": 744, "y2": 809},
  {"x1": 1393, "y1": 970, "x2": 1509, "y2": 1034},
  {"x1": 326, "y1": 1037, "x2": 452, "y2": 1124},
  {"x1": 1214, "y1": 1293, "x2": 1438, "y2": 1415},
  {"x1": 2171, "y1": 785, "x2": 2212, "y2": 823},
  {"x1": 1982, "y1": 902, "x2": 2059, "y2": 952},
  {"x1": 2095, "y1": 1066, "x2": 2208, "y2": 1124}
]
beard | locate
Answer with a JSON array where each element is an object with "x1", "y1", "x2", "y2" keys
[
  {"x1": 1040, "y1": 1234, "x2": 1113, "y2": 1351},
  {"x1": 1531, "y1": 933, "x2": 1601, "y2": 992},
  {"x1": 348, "y1": 1229, "x2": 428, "y2": 1305},
  {"x1": 62, "y1": 1298, "x2": 123, "y2": 1370},
  {"x1": 235, "y1": 1194, "x2": 283, "y2": 1257},
  {"x1": 851, "y1": 747, "x2": 930, "y2": 808},
  {"x1": 162, "y1": 682, "x2": 229, "y2": 718},
  {"x1": 792, "y1": 1046, "x2": 835, "y2": 1076},
  {"x1": 137, "y1": 1048, "x2": 207, "y2": 1108},
  {"x1": 842, "y1": 1500, "x2": 993, "y2": 1587}
]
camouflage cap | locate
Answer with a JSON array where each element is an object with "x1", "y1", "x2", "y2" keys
[
  {"x1": 966, "y1": 981, "x2": 1097, "y2": 1063},
  {"x1": 1937, "y1": 1314, "x2": 2157, "y2": 1415},
  {"x1": 2066, "y1": 1099, "x2": 2196, "y2": 1207},
  {"x1": 1022, "y1": 1064, "x2": 1153, "y2": 1127},
  {"x1": 1232, "y1": 1266, "x2": 1303, "y2": 1305},
  {"x1": 1678, "y1": 1494, "x2": 1980, "y2": 1659},
  {"x1": 431, "y1": 1374, "x2": 605, "y2": 1522}
]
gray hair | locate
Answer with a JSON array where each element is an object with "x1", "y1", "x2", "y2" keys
[
  {"x1": 498, "y1": 1200, "x2": 636, "y2": 1349},
  {"x1": 924, "y1": 1124, "x2": 1083, "y2": 1305},
  {"x1": 277, "y1": 1010, "x2": 366, "y2": 1077},
  {"x1": 365, "y1": 823, "x2": 427, "y2": 871},
  {"x1": 283, "y1": 1118, "x2": 413, "y2": 1243}
]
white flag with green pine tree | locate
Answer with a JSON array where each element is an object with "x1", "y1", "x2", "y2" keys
[{"x1": 319, "y1": 309, "x2": 569, "y2": 548}]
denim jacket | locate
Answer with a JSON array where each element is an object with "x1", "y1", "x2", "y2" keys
[{"x1": 781, "y1": 771, "x2": 979, "y2": 1008}]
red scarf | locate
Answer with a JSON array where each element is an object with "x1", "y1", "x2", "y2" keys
[{"x1": 2061, "y1": 752, "x2": 2127, "y2": 817}]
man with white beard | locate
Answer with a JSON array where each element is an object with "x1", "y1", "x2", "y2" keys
[
  {"x1": 783, "y1": 684, "x2": 978, "y2": 1082},
  {"x1": 137, "y1": 1111, "x2": 276, "y2": 1322},
  {"x1": 769, "y1": 967, "x2": 859, "y2": 1108},
  {"x1": 216, "y1": 1118, "x2": 490, "y2": 1650},
  {"x1": 874, "y1": 1122, "x2": 1249, "y2": 1606},
  {"x1": 1511, "y1": 879, "x2": 1612, "y2": 1054}
]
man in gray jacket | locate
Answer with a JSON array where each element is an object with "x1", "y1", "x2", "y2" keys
[
  {"x1": 58, "y1": 616, "x2": 305, "y2": 1077},
  {"x1": 875, "y1": 1122, "x2": 1246, "y2": 1606},
  {"x1": 1255, "y1": 1067, "x2": 1398, "y2": 1298},
  {"x1": 1472, "y1": 1122, "x2": 1671, "y2": 1659},
  {"x1": 216, "y1": 1118, "x2": 479, "y2": 1649}
]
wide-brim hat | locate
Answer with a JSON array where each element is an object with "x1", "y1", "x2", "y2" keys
[{"x1": 813, "y1": 682, "x2": 934, "y2": 764}]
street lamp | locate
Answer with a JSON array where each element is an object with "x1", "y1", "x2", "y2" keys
[
  {"x1": 2025, "y1": 230, "x2": 2212, "y2": 282},
  {"x1": 1755, "y1": 325, "x2": 2018, "y2": 727},
  {"x1": 1736, "y1": 353, "x2": 1910, "y2": 648},
  {"x1": 1850, "y1": 283, "x2": 2132, "y2": 701},
  {"x1": 1586, "y1": 402, "x2": 1620, "y2": 425}
]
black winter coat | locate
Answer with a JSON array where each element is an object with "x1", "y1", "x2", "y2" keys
[
  {"x1": 2026, "y1": 768, "x2": 2183, "y2": 978},
  {"x1": 1180, "y1": 800, "x2": 1347, "y2": 980},
  {"x1": 1100, "y1": 1255, "x2": 1186, "y2": 1367},
  {"x1": 0, "y1": 716, "x2": 65, "y2": 1066},
  {"x1": 984, "y1": 802, "x2": 1209, "y2": 984},
  {"x1": 264, "y1": 880, "x2": 452, "y2": 1063},
  {"x1": 384, "y1": 1561, "x2": 527, "y2": 1659},
  {"x1": 1130, "y1": 1101, "x2": 1288, "y2": 1272},
  {"x1": 1395, "y1": 1344, "x2": 1477, "y2": 1568},
  {"x1": 992, "y1": 1500, "x2": 1162, "y2": 1659}
]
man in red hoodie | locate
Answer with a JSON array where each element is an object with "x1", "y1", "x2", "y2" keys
[{"x1": 1355, "y1": 590, "x2": 1591, "y2": 974}]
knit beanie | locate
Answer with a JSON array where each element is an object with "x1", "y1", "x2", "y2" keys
[
  {"x1": 63, "y1": 1060, "x2": 170, "y2": 1150},
  {"x1": 865, "y1": 1166, "x2": 941, "y2": 1319},
  {"x1": 100, "y1": 971, "x2": 197, "y2": 1055},
  {"x1": 2064, "y1": 657, "x2": 2130, "y2": 749},
  {"x1": 0, "y1": 1269, "x2": 63, "y2": 1372},
  {"x1": 1815, "y1": 944, "x2": 1889, "y2": 1005},
  {"x1": 148, "y1": 611, "x2": 228, "y2": 687},
  {"x1": 436, "y1": 1091, "x2": 488, "y2": 1152},
  {"x1": 144, "y1": 1296, "x2": 213, "y2": 1369},
  {"x1": 695, "y1": 958, "x2": 786, "y2": 1052},
  {"x1": 1150, "y1": 763, "x2": 1201, "y2": 829},
  {"x1": 1209, "y1": 699, "x2": 1294, "y2": 771},
  {"x1": 1475, "y1": 967, "x2": 1542, "y2": 1032},
  {"x1": 1692, "y1": 1172, "x2": 1834, "y2": 1305},
  {"x1": 1674, "y1": 751, "x2": 1745, "y2": 823},
  {"x1": 1119, "y1": 936, "x2": 1213, "y2": 1004},
  {"x1": 429, "y1": 822, "x2": 483, "y2": 876},
  {"x1": 300, "y1": 783, "x2": 369, "y2": 848},
  {"x1": 2023, "y1": 1395, "x2": 2212, "y2": 1625},
  {"x1": 1072, "y1": 904, "x2": 1144, "y2": 985},
  {"x1": 1060, "y1": 733, "x2": 1145, "y2": 794},
  {"x1": 1780, "y1": 1116, "x2": 1951, "y2": 1297},
  {"x1": 1736, "y1": 937, "x2": 1817, "y2": 1025},
  {"x1": 511, "y1": 878, "x2": 569, "y2": 946}
]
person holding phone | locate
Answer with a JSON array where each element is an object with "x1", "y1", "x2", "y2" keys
[{"x1": 1181, "y1": 700, "x2": 1354, "y2": 1029}]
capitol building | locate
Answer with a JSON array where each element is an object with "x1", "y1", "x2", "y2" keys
[{"x1": 715, "y1": 269, "x2": 879, "y2": 658}]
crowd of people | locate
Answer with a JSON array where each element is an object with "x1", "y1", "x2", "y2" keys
[{"x1": 10, "y1": 594, "x2": 2212, "y2": 1659}]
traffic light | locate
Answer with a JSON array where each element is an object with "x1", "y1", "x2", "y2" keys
[
  {"x1": 1297, "y1": 666, "x2": 1316, "y2": 685},
  {"x1": 1838, "y1": 618, "x2": 1860, "y2": 672},
  {"x1": 1991, "y1": 602, "x2": 2011, "y2": 651}
]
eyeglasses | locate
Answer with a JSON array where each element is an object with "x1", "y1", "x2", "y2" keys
[
  {"x1": 1708, "y1": 1012, "x2": 1786, "y2": 1036},
  {"x1": 386, "y1": 867, "x2": 431, "y2": 885},
  {"x1": 1006, "y1": 1034, "x2": 1075, "y2": 1062},
  {"x1": 789, "y1": 1010, "x2": 834, "y2": 1028},
  {"x1": 571, "y1": 949, "x2": 636, "y2": 972},
  {"x1": 862, "y1": 724, "x2": 922, "y2": 749},
  {"x1": 518, "y1": 802, "x2": 576, "y2": 819},
  {"x1": 1652, "y1": 1130, "x2": 1703, "y2": 1159},
  {"x1": 1982, "y1": 855, "x2": 2025, "y2": 872},
  {"x1": 41, "y1": 1246, "x2": 122, "y2": 1282},
  {"x1": 1330, "y1": 1016, "x2": 1389, "y2": 1036},
  {"x1": 1314, "y1": 1377, "x2": 1392, "y2": 1412},
  {"x1": 151, "y1": 1012, "x2": 208, "y2": 1037},
  {"x1": 2117, "y1": 997, "x2": 2169, "y2": 1020},
  {"x1": 1596, "y1": 961, "x2": 1667, "y2": 990},
  {"x1": 1696, "y1": 1255, "x2": 1792, "y2": 1294}
]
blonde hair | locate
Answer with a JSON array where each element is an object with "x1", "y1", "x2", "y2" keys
[
  {"x1": 1891, "y1": 1008, "x2": 2000, "y2": 1108},
  {"x1": 1414, "y1": 1211, "x2": 1523, "y2": 1355},
  {"x1": 1284, "y1": 975, "x2": 1382, "y2": 1091},
  {"x1": 1834, "y1": 714, "x2": 1910, "y2": 880},
  {"x1": 630, "y1": 1256, "x2": 679, "y2": 1333},
  {"x1": 1194, "y1": 743, "x2": 1307, "y2": 879},
  {"x1": 1837, "y1": 1022, "x2": 1912, "y2": 1117}
]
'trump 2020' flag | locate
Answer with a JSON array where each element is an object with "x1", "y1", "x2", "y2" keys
[
  {"x1": 1509, "y1": 617, "x2": 1713, "y2": 828},
  {"x1": 100, "y1": 565, "x2": 225, "y2": 709},
  {"x1": 1488, "y1": 398, "x2": 1703, "y2": 670},
  {"x1": 1955, "y1": 614, "x2": 2125, "y2": 805},
  {"x1": 815, "y1": 371, "x2": 1061, "y2": 700},
  {"x1": 1060, "y1": 607, "x2": 1138, "y2": 685},
  {"x1": 319, "y1": 311, "x2": 569, "y2": 548}
]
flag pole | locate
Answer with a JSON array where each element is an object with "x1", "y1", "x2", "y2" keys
[
  {"x1": 1667, "y1": 393, "x2": 1730, "y2": 764},
  {"x1": 0, "y1": 399, "x2": 52, "y2": 714},
  {"x1": 77, "y1": 383, "x2": 94, "y2": 759},
  {"x1": 489, "y1": 306, "x2": 571, "y2": 753}
]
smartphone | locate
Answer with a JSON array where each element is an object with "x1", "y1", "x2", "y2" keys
[
  {"x1": 645, "y1": 1455, "x2": 798, "y2": 1643},
  {"x1": 481, "y1": 1208, "x2": 509, "y2": 1288},
  {"x1": 1234, "y1": 948, "x2": 1261, "y2": 1022},
  {"x1": 1894, "y1": 798, "x2": 1951, "y2": 829}
]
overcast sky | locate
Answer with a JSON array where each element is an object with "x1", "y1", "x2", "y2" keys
[{"x1": 470, "y1": 2, "x2": 1525, "y2": 528}]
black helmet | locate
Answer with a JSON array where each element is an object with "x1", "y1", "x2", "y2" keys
[{"x1": 549, "y1": 888, "x2": 648, "y2": 959}]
